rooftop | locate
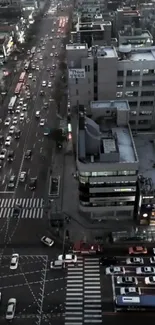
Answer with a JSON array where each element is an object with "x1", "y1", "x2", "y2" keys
[
  {"x1": 66, "y1": 43, "x2": 88, "y2": 50},
  {"x1": 78, "y1": 100, "x2": 138, "y2": 165},
  {"x1": 89, "y1": 45, "x2": 117, "y2": 58},
  {"x1": 134, "y1": 133, "x2": 155, "y2": 189},
  {"x1": 119, "y1": 28, "x2": 152, "y2": 39}
]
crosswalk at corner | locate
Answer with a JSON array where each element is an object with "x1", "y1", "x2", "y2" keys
[
  {"x1": 65, "y1": 256, "x2": 102, "y2": 325},
  {"x1": 0, "y1": 198, "x2": 44, "y2": 219}
]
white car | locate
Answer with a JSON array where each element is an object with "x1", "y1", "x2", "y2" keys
[
  {"x1": 52, "y1": 45, "x2": 55, "y2": 49},
  {"x1": 28, "y1": 73, "x2": 32, "y2": 79},
  {"x1": 37, "y1": 49, "x2": 41, "y2": 53},
  {"x1": 105, "y1": 266, "x2": 125, "y2": 275},
  {"x1": 15, "y1": 107, "x2": 20, "y2": 114},
  {"x1": 6, "y1": 298, "x2": 16, "y2": 320},
  {"x1": 35, "y1": 111, "x2": 40, "y2": 118},
  {"x1": 19, "y1": 98, "x2": 24, "y2": 105},
  {"x1": 126, "y1": 257, "x2": 144, "y2": 265},
  {"x1": 136, "y1": 266, "x2": 155, "y2": 275},
  {"x1": 39, "y1": 56, "x2": 43, "y2": 60},
  {"x1": 51, "y1": 29, "x2": 54, "y2": 32},
  {"x1": 41, "y1": 236, "x2": 54, "y2": 247},
  {"x1": 0, "y1": 148, "x2": 7, "y2": 159},
  {"x1": 153, "y1": 248, "x2": 155, "y2": 254},
  {"x1": 4, "y1": 118, "x2": 11, "y2": 126},
  {"x1": 42, "y1": 81, "x2": 47, "y2": 87},
  {"x1": 50, "y1": 53, "x2": 54, "y2": 57},
  {"x1": 116, "y1": 276, "x2": 138, "y2": 285},
  {"x1": 22, "y1": 104, "x2": 27, "y2": 111},
  {"x1": 9, "y1": 126, "x2": 15, "y2": 135},
  {"x1": 12, "y1": 117, "x2": 18, "y2": 124},
  {"x1": 120, "y1": 287, "x2": 141, "y2": 295},
  {"x1": 40, "y1": 119, "x2": 45, "y2": 126},
  {"x1": 10, "y1": 254, "x2": 19, "y2": 270},
  {"x1": 19, "y1": 171, "x2": 26, "y2": 182},
  {"x1": 36, "y1": 66, "x2": 39, "y2": 70},
  {"x1": 145, "y1": 276, "x2": 155, "y2": 285},
  {"x1": 20, "y1": 113, "x2": 24, "y2": 121},
  {"x1": 58, "y1": 254, "x2": 77, "y2": 264},
  {"x1": 150, "y1": 257, "x2": 155, "y2": 264},
  {"x1": 48, "y1": 82, "x2": 52, "y2": 88},
  {"x1": 5, "y1": 136, "x2": 12, "y2": 146}
]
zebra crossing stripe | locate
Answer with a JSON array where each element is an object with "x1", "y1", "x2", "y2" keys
[
  {"x1": 0, "y1": 198, "x2": 43, "y2": 208},
  {"x1": 0, "y1": 198, "x2": 44, "y2": 219}
]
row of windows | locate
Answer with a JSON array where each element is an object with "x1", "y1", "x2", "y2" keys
[
  {"x1": 80, "y1": 200, "x2": 134, "y2": 207},
  {"x1": 129, "y1": 101, "x2": 154, "y2": 107},
  {"x1": 130, "y1": 120, "x2": 150, "y2": 125},
  {"x1": 117, "y1": 69, "x2": 155, "y2": 77},
  {"x1": 79, "y1": 171, "x2": 137, "y2": 177},
  {"x1": 130, "y1": 111, "x2": 152, "y2": 116},
  {"x1": 117, "y1": 80, "x2": 155, "y2": 88},
  {"x1": 117, "y1": 91, "x2": 155, "y2": 98}
]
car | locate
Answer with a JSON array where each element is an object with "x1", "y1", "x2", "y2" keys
[
  {"x1": 73, "y1": 241, "x2": 101, "y2": 254},
  {"x1": 58, "y1": 254, "x2": 78, "y2": 264},
  {"x1": 26, "y1": 92, "x2": 31, "y2": 99},
  {"x1": 40, "y1": 119, "x2": 45, "y2": 126},
  {"x1": 35, "y1": 111, "x2": 40, "y2": 118},
  {"x1": 46, "y1": 67, "x2": 50, "y2": 71},
  {"x1": 12, "y1": 116, "x2": 18, "y2": 124},
  {"x1": 54, "y1": 52, "x2": 58, "y2": 57},
  {"x1": 40, "y1": 90, "x2": 45, "y2": 96},
  {"x1": 51, "y1": 29, "x2": 54, "y2": 32},
  {"x1": 41, "y1": 236, "x2": 54, "y2": 247},
  {"x1": 120, "y1": 287, "x2": 141, "y2": 295},
  {"x1": 42, "y1": 81, "x2": 47, "y2": 87},
  {"x1": 52, "y1": 45, "x2": 55, "y2": 49},
  {"x1": 36, "y1": 65, "x2": 39, "y2": 70},
  {"x1": 52, "y1": 64, "x2": 56, "y2": 69},
  {"x1": 145, "y1": 276, "x2": 155, "y2": 285},
  {"x1": 105, "y1": 266, "x2": 125, "y2": 275},
  {"x1": 50, "y1": 53, "x2": 54, "y2": 57},
  {"x1": 126, "y1": 257, "x2": 144, "y2": 265},
  {"x1": 10, "y1": 254, "x2": 19, "y2": 270},
  {"x1": 25, "y1": 149, "x2": 32, "y2": 159},
  {"x1": 50, "y1": 37, "x2": 53, "y2": 40},
  {"x1": 116, "y1": 276, "x2": 138, "y2": 285},
  {"x1": 57, "y1": 35, "x2": 60, "y2": 39},
  {"x1": 9, "y1": 126, "x2": 15, "y2": 135},
  {"x1": 0, "y1": 148, "x2": 7, "y2": 159},
  {"x1": 28, "y1": 73, "x2": 32, "y2": 79},
  {"x1": 4, "y1": 117, "x2": 11, "y2": 126},
  {"x1": 39, "y1": 56, "x2": 43, "y2": 60},
  {"x1": 20, "y1": 113, "x2": 24, "y2": 121},
  {"x1": 32, "y1": 65, "x2": 35, "y2": 70},
  {"x1": 32, "y1": 76, "x2": 36, "y2": 82},
  {"x1": 136, "y1": 266, "x2": 155, "y2": 275},
  {"x1": 7, "y1": 150, "x2": 14, "y2": 162},
  {"x1": 43, "y1": 102, "x2": 48, "y2": 108},
  {"x1": 37, "y1": 49, "x2": 41, "y2": 53},
  {"x1": 6, "y1": 298, "x2": 16, "y2": 320},
  {"x1": 100, "y1": 256, "x2": 118, "y2": 266},
  {"x1": 0, "y1": 159, "x2": 3, "y2": 169},
  {"x1": 15, "y1": 107, "x2": 20, "y2": 114},
  {"x1": 150, "y1": 257, "x2": 155, "y2": 264},
  {"x1": 34, "y1": 57, "x2": 38, "y2": 62},
  {"x1": 12, "y1": 207, "x2": 20, "y2": 217},
  {"x1": 50, "y1": 260, "x2": 64, "y2": 269},
  {"x1": 50, "y1": 72, "x2": 54, "y2": 78},
  {"x1": 129, "y1": 246, "x2": 147, "y2": 255},
  {"x1": 7, "y1": 175, "x2": 16, "y2": 189},
  {"x1": 5, "y1": 136, "x2": 12, "y2": 146},
  {"x1": 42, "y1": 46, "x2": 45, "y2": 50},
  {"x1": 19, "y1": 171, "x2": 27, "y2": 182},
  {"x1": 19, "y1": 97, "x2": 24, "y2": 105},
  {"x1": 48, "y1": 82, "x2": 52, "y2": 88},
  {"x1": 0, "y1": 135, "x2": 4, "y2": 145},
  {"x1": 22, "y1": 103, "x2": 27, "y2": 111},
  {"x1": 15, "y1": 130, "x2": 21, "y2": 139},
  {"x1": 29, "y1": 177, "x2": 37, "y2": 190}
]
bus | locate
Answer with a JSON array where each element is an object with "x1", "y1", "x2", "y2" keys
[
  {"x1": 31, "y1": 47, "x2": 36, "y2": 55},
  {"x1": 8, "y1": 96, "x2": 17, "y2": 113},
  {"x1": 14, "y1": 83, "x2": 23, "y2": 95},
  {"x1": 24, "y1": 61, "x2": 30, "y2": 70},
  {"x1": 19, "y1": 71, "x2": 26, "y2": 83},
  {"x1": 115, "y1": 295, "x2": 155, "y2": 311}
]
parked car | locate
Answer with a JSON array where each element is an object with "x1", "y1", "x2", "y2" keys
[
  {"x1": 136, "y1": 266, "x2": 155, "y2": 275},
  {"x1": 105, "y1": 266, "x2": 125, "y2": 275},
  {"x1": 41, "y1": 236, "x2": 54, "y2": 247},
  {"x1": 126, "y1": 257, "x2": 144, "y2": 265},
  {"x1": 6, "y1": 298, "x2": 16, "y2": 320},
  {"x1": 10, "y1": 254, "x2": 19, "y2": 270},
  {"x1": 129, "y1": 246, "x2": 147, "y2": 255}
]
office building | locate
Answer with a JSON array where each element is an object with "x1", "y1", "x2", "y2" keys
[
  {"x1": 66, "y1": 43, "x2": 155, "y2": 130},
  {"x1": 77, "y1": 100, "x2": 139, "y2": 220},
  {"x1": 118, "y1": 27, "x2": 153, "y2": 48}
]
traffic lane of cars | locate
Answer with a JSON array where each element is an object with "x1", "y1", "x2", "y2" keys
[{"x1": 0, "y1": 254, "x2": 48, "y2": 319}]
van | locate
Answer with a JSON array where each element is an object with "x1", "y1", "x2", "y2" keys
[{"x1": 50, "y1": 260, "x2": 64, "y2": 269}]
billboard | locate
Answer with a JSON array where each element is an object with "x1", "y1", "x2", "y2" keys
[{"x1": 69, "y1": 68, "x2": 85, "y2": 79}]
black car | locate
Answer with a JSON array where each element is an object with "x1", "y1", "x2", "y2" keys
[
  {"x1": 0, "y1": 135, "x2": 4, "y2": 145},
  {"x1": 99, "y1": 256, "x2": 119, "y2": 266},
  {"x1": 0, "y1": 159, "x2": 3, "y2": 169},
  {"x1": 15, "y1": 130, "x2": 21, "y2": 139},
  {"x1": 7, "y1": 150, "x2": 14, "y2": 162},
  {"x1": 40, "y1": 90, "x2": 45, "y2": 96},
  {"x1": 29, "y1": 177, "x2": 37, "y2": 190},
  {"x1": 12, "y1": 207, "x2": 20, "y2": 217},
  {"x1": 25, "y1": 150, "x2": 32, "y2": 159},
  {"x1": 7, "y1": 175, "x2": 16, "y2": 189}
]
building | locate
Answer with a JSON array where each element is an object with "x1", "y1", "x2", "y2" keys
[
  {"x1": 66, "y1": 43, "x2": 155, "y2": 130},
  {"x1": 71, "y1": 19, "x2": 111, "y2": 46},
  {"x1": 118, "y1": 27, "x2": 153, "y2": 48},
  {"x1": 77, "y1": 100, "x2": 139, "y2": 220},
  {"x1": 114, "y1": 7, "x2": 141, "y2": 35}
]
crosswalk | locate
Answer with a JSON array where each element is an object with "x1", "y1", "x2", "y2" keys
[
  {"x1": 0, "y1": 198, "x2": 44, "y2": 219},
  {"x1": 65, "y1": 256, "x2": 102, "y2": 325}
]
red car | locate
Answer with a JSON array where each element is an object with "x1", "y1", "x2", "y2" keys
[
  {"x1": 129, "y1": 246, "x2": 147, "y2": 255},
  {"x1": 73, "y1": 241, "x2": 101, "y2": 255}
]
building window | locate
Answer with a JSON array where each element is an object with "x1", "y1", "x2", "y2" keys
[
  {"x1": 76, "y1": 78, "x2": 78, "y2": 84},
  {"x1": 142, "y1": 80, "x2": 155, "y2": 86},
  {"x1": 130, "y1": 111, "x2": 137, "y2": 116},
  {"x1": 129, "y1": 101, "x2": 137, "y2": 107},
  {"x1": 116, "y1": 92, "x2": 123, "y2": 98},
  {"x1": 140, "y1": 101, "x2": 153, "y2": 107},
  {"x1": 141, "y1": 91, "x2": 154, "y2": 97},
  {"x1": 138, "y1": 120, "x2": 150, "y2": 125},
  {"x1": 127, "y1": 70, "x2": 132, "y2": 76},
  {"x1": 117, "y1": 70, "x2": 124, "y2": 77},
  {"x1": 125, "y1": 91, "x2": 138, "y2": 97},
  {"x1": 117, "y1": 81, "x2": 123, "y2": 87},
  {"x1": 139, "y1": 111, "x2": 152, "y2": 116},
  {"x1": 126, "y1": 81, "x2": 139, "y2": 87},
  {"x1": 143, "y1": 69, "x2": 149, "y2": 75},
  {"x1": 88, "y1": 65, "x2": 90, "y2": 72},
  {"x1": 76, "y1": 89, "x2": 79, "y2": 95},
  {"x1": 85, "y1": 66, "x2": 87, "y2": 72}
]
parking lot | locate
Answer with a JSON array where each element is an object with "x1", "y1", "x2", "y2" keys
[{"x1": 0, "y1": 254, "x2": 66, "y2": 325}]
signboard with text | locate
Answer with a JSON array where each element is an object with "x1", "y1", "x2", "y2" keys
[{"x1": 69, "y1": 69, "x2": 85, "y2": 79}]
